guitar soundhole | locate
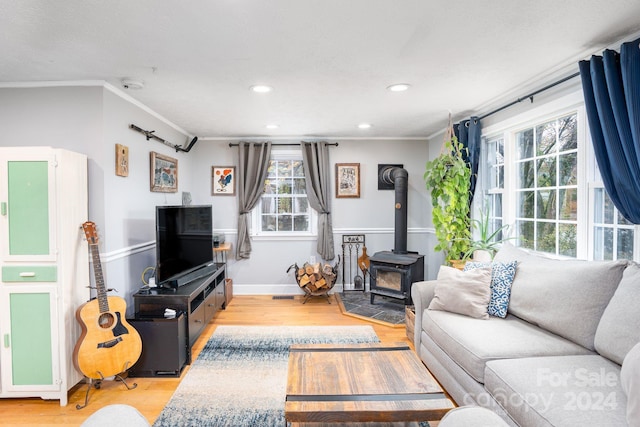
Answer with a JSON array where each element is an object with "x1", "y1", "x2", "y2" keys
[{"x1": 98, "y1": 312, "x2": 115, "y2": 329}]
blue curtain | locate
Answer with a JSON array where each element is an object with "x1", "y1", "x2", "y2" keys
[
  {"x1": 454, "y1": 116, "x2": 482, "y2": 203},
  {"x1": 579, "y1": 39, "x2": 640, "y2": 224}
]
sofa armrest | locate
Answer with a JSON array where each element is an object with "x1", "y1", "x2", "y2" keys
[{"x1": 411, "y1": 280, "x2": 438, "y2": 350}]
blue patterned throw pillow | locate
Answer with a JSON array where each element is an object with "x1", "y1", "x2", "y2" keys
[{"x1": 464, "y1": 261, "x2": 518, "y2": 318}]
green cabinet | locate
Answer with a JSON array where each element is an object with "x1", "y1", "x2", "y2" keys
[
  {"x1": 0, "y1": 147, "x2": 88, "y2": 406},
  {"x1": 1, "y1": 287, "x2": 58, "y2": 390}
]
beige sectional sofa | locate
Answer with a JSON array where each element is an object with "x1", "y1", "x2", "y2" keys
[{"x1": 412, "y1": 243, "x2": 640, "y2": 426}]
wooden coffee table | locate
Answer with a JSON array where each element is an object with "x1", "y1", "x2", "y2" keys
[{"x1": 285, "y1": 342, "x2": 454, "y2": 424}]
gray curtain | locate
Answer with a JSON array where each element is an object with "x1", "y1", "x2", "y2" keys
[
  {"x1": 236, "y1": 141, "x2": 272, "y2": 259},
  {"x1": 301, "y1": 141, "x2": 335, "y2": 260}
]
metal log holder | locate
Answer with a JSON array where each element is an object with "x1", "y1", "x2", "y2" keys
[{"x1": 341, "y1": 234, "x2": 367, "y2": 292}]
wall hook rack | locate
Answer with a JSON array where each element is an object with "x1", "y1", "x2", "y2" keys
[{"x1": 129, "y1": 124, "x2": 198, "y2": 153}]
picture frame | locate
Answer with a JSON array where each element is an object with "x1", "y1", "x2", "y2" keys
[
  {"x1": 115, "y1": 143, "x2": 129, "y2": 177},
  {"x1": 335, "y1": 163, "x2": 360, "y2": 198},
  {"x1": 212, "y1": 166, "x2": 236, "y2": 196},
  {"x1": 150, "y1": 151, "x2": 178, "y2": 193}
]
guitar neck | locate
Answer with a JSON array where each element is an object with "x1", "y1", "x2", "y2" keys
[{"x1": 89, "y1": 243, "x2": 109, "y2": 313}]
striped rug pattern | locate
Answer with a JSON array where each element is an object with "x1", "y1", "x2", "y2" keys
[{"x1": 153, "y1": 325, "x2": 379, "y2": 426}]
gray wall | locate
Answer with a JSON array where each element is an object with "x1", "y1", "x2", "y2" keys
[{"x1": 0, "y1": 84, "x2": 438, "y2": 311}]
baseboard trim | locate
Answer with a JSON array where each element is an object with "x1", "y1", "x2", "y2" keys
[{"x1": 233, "y1": 283, "x2": 344, "y2": 295}]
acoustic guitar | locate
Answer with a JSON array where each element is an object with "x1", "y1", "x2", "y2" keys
[{"x1": 73, "y1": 221, "x2": 142, "y2": 380}]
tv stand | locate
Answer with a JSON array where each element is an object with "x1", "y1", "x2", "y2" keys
[{"x1": 132, "y1": 263, "x2": 226, "y2": 366}]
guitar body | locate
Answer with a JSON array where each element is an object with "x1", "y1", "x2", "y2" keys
[
  {"x1": 74, "y1": 295, "x2": 142, "y2": 379},
  {"x1": 74, "y1": 295, "x2": 142, "y2": 380}
]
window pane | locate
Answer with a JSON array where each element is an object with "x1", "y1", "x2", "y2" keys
[
  {"x1": 618, "y1": 229, "x2": 634, "y2": 260},
  {"x1": 517, "y1": 128, "x2": 534, "y2": 159},
  {"x1": 293, "y1": 178, "x2": 306, "y2": 194},
  {"x1": 278, "y1": 215, "x2": 292, "y2": 231},
  {"x1": 558, "y1": 114, "x2": 578, "y2": 150},
  {"x1": 536, "y1": 157, "x2": 557, "y2": 187},
  {"x1": 517, "y1": 220, "x2": 535, "y2": 249},
  {"x1": 294, "y1": 197, "x2": 308, "y2": 213},
  {"x1": 559, "y1": 189, "x2": 577, "y2": 220},
  {"x1": 594, "y1": 226, "x2": 614, "y2": 260},
  {"x1": 517, "y1": 160, "x2": 535, "y2": 189},
  {"x1": 292, "y1": 160, "x2": 304, "y2": 176},
  {"x1": 262, "y1": 197, "x2": 275, "y2": 214},
  {"x1": 277, "y1": 161, "x2": 292, "y2": 177},
  {"x1": 537, "y1": 190, "x2": 556, "y2": 220},
  {"x1": 559, "y1": 224, "x2": 577, "y2": 257},
  {"x1": 517, "y1": 191, "x2": 535, "y2": 218},
  {"x1": 536, "y1": 120, "x2": 557, "y2": 156},
  {"x1": 278, "y1": 197, "x2": 292, "y2": 214},
  {"x1": 267, "y1": 161, "x2": 277, "y2": 177},
  {"x1": 278, "y1": 180, "x2": 292, "y2": 194},
  {"x1": 294, "y1": 215, "x2": 308, "y2": 231},
  {"x1": 594, "y1": 188, "x2": 605, "y2": 223},
  {"x1": 537, "y1": 222, "x2": 556, "y2": 253},
  {"x1": 619, "y1": 211, "x2": 632, "y2": 225},
  {"x1": 262, "y1": 215, "x2": 276, "y2": 232},
  {"x1": 559, "y1": 153, "x2": 577, "y2": 185}
]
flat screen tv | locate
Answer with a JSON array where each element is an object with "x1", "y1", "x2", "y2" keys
[{"x1": 155, "y1": 205, "x2": 213, "y2": 287}]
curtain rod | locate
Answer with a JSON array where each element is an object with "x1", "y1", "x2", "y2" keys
[
  {"x1": 478, "y1": 71, "x2": 581, "y2": 121},
  {"x1": 228, "y1": 142, "x2": 339, "y2": 147}
]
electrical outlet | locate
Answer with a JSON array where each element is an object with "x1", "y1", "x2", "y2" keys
[{"x1": 310, "y1": 255, "x2": 316, "y2": 264}]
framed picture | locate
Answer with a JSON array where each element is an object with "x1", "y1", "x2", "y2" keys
[
  {"x1": 335, "y1": 163, "x2": 360, "y2": 198},
  {"x1": 115, "y1": 143, "x2": 129, "y2": 177},
  {"x1": 212, "y1": 166, "x2": 236, "y2": 196},
  {"x1": 150, "y1": 151, "x2": 178, "y2": 192}
]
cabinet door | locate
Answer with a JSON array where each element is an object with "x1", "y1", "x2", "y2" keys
[
  {"x1": 0, "y1": 151, "x2": 57, "y2": 262},
  {"x1": 0, "y1": 286, "x2": 60, "y2": 393}
]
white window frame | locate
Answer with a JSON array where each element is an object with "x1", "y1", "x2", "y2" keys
[
  {"x1": 480, "y1": 90, "x2": 589, "y2": 259},
  {"x1": 250, "y1": 148, "x2": 318, "y2": 241}
]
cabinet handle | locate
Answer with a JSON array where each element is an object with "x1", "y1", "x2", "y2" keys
[
  {"x1": 3, "y1": 334, "x2": 9, "y2": 348},
  {"x1": 1, "y1": 202, "x2": 6, "y2": 216},
  {"x1": 194, "y1": 319, "x2": 202, "y2": 323},
  {"x1": 19, "y1": 272, "x2": 36, "y2": 277},
  {"x1": 207, "y1": 303, "x2": 214, "y2": 307}
]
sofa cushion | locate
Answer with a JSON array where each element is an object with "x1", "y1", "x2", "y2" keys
[
  {"x1": 595, "y1": 261, "x2": 640, "y2": 364},
  {"x1": 422, "y1": 309, "x2": 592, "y2": 383},
  {"x1": 484, "y1": 355, "x2": 628, "y2": 427},
  {"x1": 428, "y1": 266, "x2": 492, "y2": 319},
  {"x1": 621, "y1": 342, "x2": 640, "y2": 427},
  {"x1": 464, "y1": 261, "x2": 518, "y2": 318},
  {"x1": 493, "y1": 243, "x2": 627, "y2": 350}
]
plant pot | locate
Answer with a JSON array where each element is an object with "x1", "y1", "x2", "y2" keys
[{"x1": 449, "y1": 259, "x2": 467, "y2": 270}]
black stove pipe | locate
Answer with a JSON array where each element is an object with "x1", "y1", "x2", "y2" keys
[{"x1": 379, "y1": 166, "x2": 408, "y2": 254}]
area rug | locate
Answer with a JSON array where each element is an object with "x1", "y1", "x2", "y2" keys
[
  {"x1": 153, "y1": 325, "x2": 380, "y2": 427},
  {"x1": 337, "y1": 291, "x2": 407, "y2": 326}
]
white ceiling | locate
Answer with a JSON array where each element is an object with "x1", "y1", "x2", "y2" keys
[{"x1": 2, "y1": 0, "x2": 640, "y2": 140}]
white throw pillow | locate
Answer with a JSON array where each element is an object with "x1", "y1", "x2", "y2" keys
[
  {"x1": 428, "y1": 266, "x2": 492, "y2": 319},
  {"x1": 621, "y1": 342, "x2": 640, "y2": 427}
]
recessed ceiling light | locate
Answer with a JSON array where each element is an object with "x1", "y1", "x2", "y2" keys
[
  {"x1": 358, "y1": 123, "x2": 372, "y2": 129},
  {"x1": 265, "y1": 124, "x2": 279, "y2": 129},
  {"x1": 250, "y1": 85, "x2": 273, "y2": 93},
  {"x1": 387, "y1": 83, "x2": 411, "y2": 92}
]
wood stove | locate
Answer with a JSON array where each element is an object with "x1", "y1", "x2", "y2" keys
[
  {"x1": 369, "y1": 251, "x2": 424, "y2": 305},
  {"x1": 369, "y1": 166, "x2": 424, "y2": 305}
]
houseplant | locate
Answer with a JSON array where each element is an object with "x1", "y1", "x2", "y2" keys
[
  {"x1": 424, "y1": 132, "x2": 472, "y2": 265},
  {"x1": 462, "y1": 203, "x2": 515, "y2": 261}
]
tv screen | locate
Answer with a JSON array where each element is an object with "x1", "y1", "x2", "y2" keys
[{"x1": 155, "y1": 205, "x2": 213, "y2": 285}]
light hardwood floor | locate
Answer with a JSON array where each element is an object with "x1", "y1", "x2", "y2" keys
[{"x1": 0, "y1": 294, "x2": 433, "y2": 426}]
